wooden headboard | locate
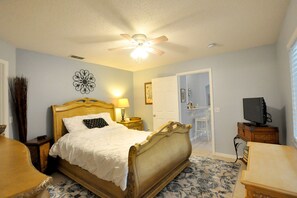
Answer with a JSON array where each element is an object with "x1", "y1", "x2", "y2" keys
[{"x1": 52, "y1": 98, "x2": 115, "y2": 142}]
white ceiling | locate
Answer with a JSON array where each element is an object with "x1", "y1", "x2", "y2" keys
[{"x1": 0, "y1": 0, "x2": 290, "y2": 71}]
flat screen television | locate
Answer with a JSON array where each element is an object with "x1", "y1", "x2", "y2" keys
[{"x1": 243, "y1": 97, "x2": 268, "y2": 126}]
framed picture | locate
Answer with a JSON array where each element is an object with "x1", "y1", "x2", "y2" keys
[
  {"x1": 180, "y1": 88, "x2": 186, "y2": 103},
  {"x1": 144, "y1": 82, "x2": 153, "y2": 105}
]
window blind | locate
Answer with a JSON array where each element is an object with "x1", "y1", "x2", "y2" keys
[{"x1": 290, "y1": 40, "x2": 297, "y2": 140}]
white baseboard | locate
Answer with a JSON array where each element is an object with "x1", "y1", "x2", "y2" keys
[{"x1": 214, "y1": 152, "x2": 242, "y2": 159}]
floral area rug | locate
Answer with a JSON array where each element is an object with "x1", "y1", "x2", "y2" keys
[{"x1": 47, "y1": 156, "x2": 241, "y2": 198}]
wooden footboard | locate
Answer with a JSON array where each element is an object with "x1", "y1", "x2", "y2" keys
[{"x1": 127, "y1": 121, "x2": 192, "y2": 198}]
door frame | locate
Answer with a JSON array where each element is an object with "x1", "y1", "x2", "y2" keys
[
  {"x1": 176, "y1": 68, "x2": 215, "y2": 154},
  {"x1": 0, "y1": 59, "x2": 9, "y2": 137}
]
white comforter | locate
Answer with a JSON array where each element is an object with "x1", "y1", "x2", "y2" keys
[{"x1": 49, "y1": 124, "x2": 150, "y2": 190}]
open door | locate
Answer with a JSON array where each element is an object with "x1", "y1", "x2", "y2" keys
[{"x1": 152, "y1": 76, "x2": 179, "y2": 131}]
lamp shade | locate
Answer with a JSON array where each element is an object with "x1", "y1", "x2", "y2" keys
[{"x1": 118, "y1": 98, "x2": 130, "y2": 108}]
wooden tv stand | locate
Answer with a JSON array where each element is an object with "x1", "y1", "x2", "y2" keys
[
  {"x1": 233, "y1": 122, "x2": 279, "y2": 162},
  {"x1": 237, "y1": 122, "x2": 279, "y2": 143}
]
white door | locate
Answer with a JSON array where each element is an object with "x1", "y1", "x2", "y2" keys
[{"x1": 152, "y1": 76, "x2": 179, "y2": 131}]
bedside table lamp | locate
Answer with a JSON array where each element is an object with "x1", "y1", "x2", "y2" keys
[{"x1": 118, "y1": 98, "x2": 130, "y2": 122}]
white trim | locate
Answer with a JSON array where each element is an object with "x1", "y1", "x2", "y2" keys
[
  {"x1": 177, "y1": 68, "x2": 211, "y2": 76},
  {"x1": 287, "y1": 27, "x2": 297, "y2": 50},
  {"x1": 214, "y1": 152, "x2": 238, "y2": 160},
  {"x1": 209, "y1": 69, "x2": 215, "y2": 154},
  {"x1": 176, "y1": 68, "x2": 215, "y2": 155},
  {"x1": 0, "y1": 59, "x2": 9, "y2": 138}
]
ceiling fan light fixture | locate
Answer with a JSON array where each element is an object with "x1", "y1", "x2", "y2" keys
[
  {"x1": 130, "y1": 47, "x2": 148, "y2": 60},
  {"x1": 109, "y1": 34, "x2": 167, "y2": 60}
]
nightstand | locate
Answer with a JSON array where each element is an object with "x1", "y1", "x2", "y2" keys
[
  {"x1": 118, "y1": 119, "x2": 144, "y2": 131},
  {"x1": 25, "y1": 137, "x2": 51, "y2": 173}
]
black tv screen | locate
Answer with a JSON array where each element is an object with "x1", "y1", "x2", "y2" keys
[{"x1": 243, "y1": 97, "x2": 267, "y2": 125}]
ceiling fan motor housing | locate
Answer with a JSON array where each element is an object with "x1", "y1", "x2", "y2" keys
[{"x1": 132, "y1": 34, "x2": 147, "y2": 44}]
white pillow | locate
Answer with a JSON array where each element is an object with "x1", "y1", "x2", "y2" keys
[
  {"x1": 63, "y1": 113, "x2": 115, "y2": 133},
  {"x1": 63, "y1": 115, "x2": 89, "y2": 133}
]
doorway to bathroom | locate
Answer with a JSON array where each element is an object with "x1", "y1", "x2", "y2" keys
[{"x1": 178, "y1": 69, "x2": 214, "y2": 154}]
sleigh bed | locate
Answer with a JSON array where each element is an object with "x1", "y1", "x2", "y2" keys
[{"x1": 51, "y1": 98, "x2": 192, "y2": 198}]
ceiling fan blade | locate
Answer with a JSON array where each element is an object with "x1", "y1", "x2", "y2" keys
[
  {"x1": 120, "y1": 34, "x2": 133, "y2": 41},
  {"x1": 148, "y1": 36, "x2": 168, "y2": 45},
  {"x1": 108, "y1": 46, "x2": 135, "y2": 51},
  {"x1": 147, "y1": 47, "x2": 165, "y2": 56}
]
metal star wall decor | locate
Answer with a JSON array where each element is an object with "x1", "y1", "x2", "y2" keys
[{"x1": 73, "y1": 69, "x2": 96, "y2": 94}]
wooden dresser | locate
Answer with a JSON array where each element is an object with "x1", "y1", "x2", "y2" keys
[
  {"x1": 237, "y1": 122, "x2": 279, "y2": 144},
  {"x1": 118, "y1": 119, "x2": 144, "y2": 130},
  {"x1": 0, "y1": 136, "x2": 51, "y2": 197},
  {"x1": 241, "y1": 142, "x2": 297, "y2": 198}
]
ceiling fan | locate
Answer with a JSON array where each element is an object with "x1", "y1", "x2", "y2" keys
[{"x1": 108, "y1": 34, "x2": 168, "y2": 58}]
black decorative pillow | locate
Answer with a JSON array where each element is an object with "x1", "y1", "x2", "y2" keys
[{"x1": 83, "y1": 118, "x2": 109, "y2": 129}]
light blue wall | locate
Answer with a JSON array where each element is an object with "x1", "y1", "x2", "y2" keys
[
  {"x1": 16, "y1": 49, "x2": 134, "y2": 140},
  {"x1": 276, "y1": 0, "x2": 297, "y2": 147},
  {"x1": 187, "y1": 73, "x2": 209, "y2": 107},
  {"x1": 0, "y1": 40, "x2": 16, "y2": 76},
  {"x1": 134, "y1": 44, "x2": 282, "y2": 155},
  {"x1": 0, "y1": 39, "x2": 16, "y2": 138},
  {"x1": 179, "y1": 76, "x2": 195, "y2": 139}
]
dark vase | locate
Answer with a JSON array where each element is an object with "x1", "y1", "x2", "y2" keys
[{"x1": 9, "y1": 77, "x2": 28, "y2": 143}]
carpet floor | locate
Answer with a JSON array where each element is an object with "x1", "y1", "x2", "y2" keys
[{"x1": 47, "y1": 156, "x2": 241, "y2": 198}]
